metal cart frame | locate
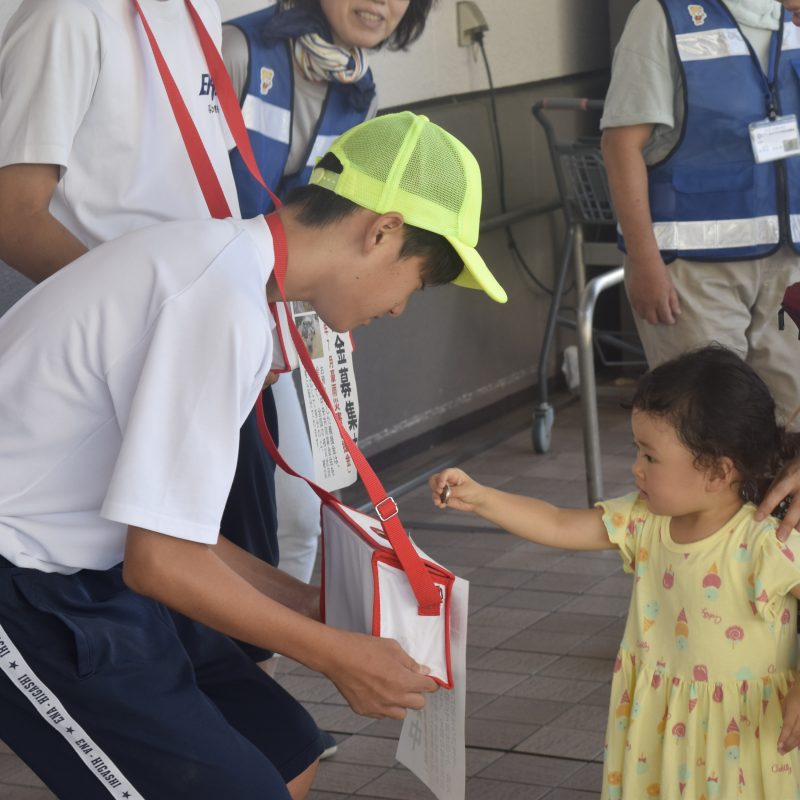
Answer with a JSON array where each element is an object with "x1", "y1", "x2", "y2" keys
[{"x1": 531, "y1": 98, "x2": 645, "y2": 504}]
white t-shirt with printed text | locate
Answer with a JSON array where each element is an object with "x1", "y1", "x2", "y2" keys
[{"x1": 0, "y1": 0, "x2": 240, "y2": 248}]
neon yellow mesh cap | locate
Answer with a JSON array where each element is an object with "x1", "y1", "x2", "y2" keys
[{"x1": 308, "y1": 111, "x2": 507, "y2": 303}]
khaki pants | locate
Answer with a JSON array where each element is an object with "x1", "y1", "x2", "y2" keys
[{"x1": 627, "y1": 247, "x2": 800, "y2": 423}]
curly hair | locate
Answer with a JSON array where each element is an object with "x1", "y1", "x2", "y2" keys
[
  {"x1": 630, "y1": 344, "x2": 800, "y2": 514},
  {"x1": 279, "y1": 0, "x2": 436, "y2": 50}
]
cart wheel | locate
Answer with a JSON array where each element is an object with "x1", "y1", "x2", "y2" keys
[{"x1": 532, "y1": 405, "x2": 555, "y2": 454}]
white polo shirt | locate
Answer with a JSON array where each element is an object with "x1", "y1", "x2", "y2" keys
[
  {"x1": 0, "y1": 217, "x2": 275, "y2": 574},
  {"x1": 0, "y1": 0, "x2": 240, "y2": 248}
]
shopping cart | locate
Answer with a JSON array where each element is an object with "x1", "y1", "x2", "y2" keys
[{"x1": 531, "y1": 98, "x2": 645, "y2": 504}]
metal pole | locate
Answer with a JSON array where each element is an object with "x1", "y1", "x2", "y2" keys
[{"x1": 577, "y1": 265, "x2": 625, "y2": 505}]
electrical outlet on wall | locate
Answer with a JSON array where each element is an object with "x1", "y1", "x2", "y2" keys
[{"x1": 456, "y1": 1, "x2": 488, "y2": 47}]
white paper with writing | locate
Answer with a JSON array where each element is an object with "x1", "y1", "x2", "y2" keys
[{"x1": 397, "y1": 576, "x2": 469, "y2": 800}]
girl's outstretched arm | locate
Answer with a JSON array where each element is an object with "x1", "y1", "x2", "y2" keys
[{"x1": 429, "y1": 468, "x2": 613, "y2": 551}]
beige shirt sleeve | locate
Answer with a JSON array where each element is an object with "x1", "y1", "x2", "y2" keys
[{"x1": 601, "y1": 0, "x2": 683, "y2": 164}]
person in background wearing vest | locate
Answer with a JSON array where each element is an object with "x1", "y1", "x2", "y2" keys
[
  {"x1": 221, "y1": 0, "x2": 437, "y2": 698},
  {"x1": 602, "y1": 0, "x2": 800, "y2": 423}
]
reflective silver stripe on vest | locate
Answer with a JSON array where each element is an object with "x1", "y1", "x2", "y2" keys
[
  {"x1": 0, "y1": 624, "x2": 144, "y2": 799},
  {"x1": 241, "y1": 94, "x2": 291, "y2": 144},
  {"x1": 306, "y1": 133, "x2": 338, "y2": 168},
  {"x1": 675, "y1": 27, "x2": 749, "y2": 62},
  {"x1": 653, "y1": 215, "x2": 780, "y2": 250},
  {"x1": 790, "y1": 214, "x2": 800, "y2": 243}
]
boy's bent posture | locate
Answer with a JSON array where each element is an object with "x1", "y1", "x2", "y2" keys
[{"x1": 0, "y1": 113, "x2": 506, "y2": 799}]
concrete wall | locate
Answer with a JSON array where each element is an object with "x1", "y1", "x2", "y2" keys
[{"x1": 0, "y1": 0, "x2": 613, "y2": 455}]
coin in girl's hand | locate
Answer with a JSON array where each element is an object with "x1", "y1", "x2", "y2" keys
[{"x1": 440, "y1": 484, "x2": 451, "y2": 505}]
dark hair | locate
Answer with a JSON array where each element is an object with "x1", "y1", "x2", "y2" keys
[
  {"x1": 285, "y1": 155, "x2": 463, "y2": 286},
  {"x1": 280, "y1": 0, "x2": 436, "y2": 50},
  {"x1": 630, "y1": 344, "x2": 800, "y2": 513}
]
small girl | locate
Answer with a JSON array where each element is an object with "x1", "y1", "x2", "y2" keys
[{"x1": 431, "y1": 345, "x2": 800, "y2": 799}]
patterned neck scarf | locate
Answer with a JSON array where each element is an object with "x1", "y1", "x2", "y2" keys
[
  {"x1": 725, "y1": 0, "x2": 782, "y2": 31},
  {"x1": 293, "y1": 33, "x2": 370, "y2": 85},
  {"x1": 261, "y1": 7, "x2": 375, "y2": 112}
]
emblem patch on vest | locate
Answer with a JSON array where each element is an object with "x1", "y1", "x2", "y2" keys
[
  {"x1": 260, "y1": 67, "x2": 275, "y2": 95},
  {"x1": 687, "y1": 4, "x2": 707, "y2": 26}
]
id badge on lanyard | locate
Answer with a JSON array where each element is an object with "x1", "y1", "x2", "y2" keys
[
  {"x1": 749, "y1": 114, "x2": 800, "y2": 163},
  {"x1": 749, "y1": 30, "x2": 800, "y2": 165}
]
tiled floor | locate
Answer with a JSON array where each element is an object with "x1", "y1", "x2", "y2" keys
[{"x1": 0, "y1": 383, "x2": 639, "y2": 799}]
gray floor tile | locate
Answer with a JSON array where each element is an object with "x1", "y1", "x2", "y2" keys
[
  {"x1": 276, "y1": 673, "x2": 341, "y2": 703},
  {"x1": 0, "y1": 788, "x2": 56, "y2": 800},
  {"x1": 466, "y1": 777, "x2": 550, "y2": 799},
  {"x1": 567, "y1": 634, "x2": 621, "y2": 660},
  {"x1": 550, "y1": 703, "x2": 610, "y2": 733},
  {"x1": 465, "y1": 718, "x2": 540, "y2": 750},
  {"x1": 303, "y1": 703, "x2": 375, "y2": 735},
  {"x1": 476, "y1": 751, "x2": 584, "y2": 786},
  {"x1": 465, "y1": 668, "x2": 528, "y2": 695},
  {"x1": 584, "y1": 574, "x2": 633, "y2": 597},
  {"x1": 527, "y1": 612, "x2": 618, "y2": 635},
  {"x1": 467, "y1": 585, "x2": 515, "y2": 612},
  {"x1": 506, "y1": 675, "x2": 604, "y2": 703},
  {"x1": 332, "y1": 735, "x2": 398, "y2": 767},
  {"x1": 539, "y1": 656, "x2": 614, "y2": 683},
  {"x1": 468, "y1": 605, "x2": 546, "y2": 631},
  {"x1": 470, "y1": 647, "x2": 558, "y2": 676},
  {"x1": 582, "y1": 683, "x2": 613, "y2": 708},
  {"x1": 497, "y1": 628, "x2": 589, "y2": 655},
  {"x1": 543, "y1": 788, "x2": 600, "y2": 799},
  {"x1": 487, "y1": 549, "x2": 569, "y2": 571},
  {"x1": 465, "y1": 691, "x2": 496, "y2": 715},
  {"x1": 467, "y1": 566, "x2": 541, "y2": 588},
  {"x1": 544, "y1": 556, "x2": 620, "y2": 577},
  {"x1": 515, "y1": 725, "x2": 604, "y2": 761},
  {"x1": 467, "y1": 624, "x2": 518, "y2": 649},
  {"x1": 359, "y1": 717, "x2": 405, "y2": 740},
  {"x1": 521, "y1": 571, "x2": 601, "y2": 593},
  {"x1": 560, "y1": 760, "x2": 604, "y2": 791},
  {"x1": 465, "y1": 747, "x2": 504, "y2": 776},
  {"x1": 472, "y1": 695, "x2": 571, "y2": 726},
  {"x1": 559, "y1": 594, "x2": 629, "y2": 617},
  {"x1": 0, "y1": 755, "x2": 47, "y2": 788},
  {"x1": 492, "y1": 588, "x2": 575, "y2": 612},
  {"x1": 355, "y1": 766, "x2": 434, "y2": 799},
  {"x1": 314, "y1": 762, "x2": 388, "y2": 795}
]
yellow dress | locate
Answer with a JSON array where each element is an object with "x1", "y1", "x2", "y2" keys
[{"x1": 599, "y1": 494, "x2": 800, "y2": 800}]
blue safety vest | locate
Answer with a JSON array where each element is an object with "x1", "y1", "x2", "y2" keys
[
  {"x1": 228, "y1": 6, "x2": 371, "y2": 216},
  {"x1": 628, "y1": 0, "x2": 800, "y2": 261}
]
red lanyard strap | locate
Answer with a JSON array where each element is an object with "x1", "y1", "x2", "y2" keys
[{"x1": 132, "y1": 0, "x2": 281, "y2": 212}]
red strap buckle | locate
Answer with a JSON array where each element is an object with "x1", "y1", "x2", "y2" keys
[{"x1": 376, "y1": 496, "x2": 399, "y2": 522}]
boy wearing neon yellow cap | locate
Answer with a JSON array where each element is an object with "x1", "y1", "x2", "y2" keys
[{"x1": 0, "y1": 112, "x2": 504, "y2": 799}]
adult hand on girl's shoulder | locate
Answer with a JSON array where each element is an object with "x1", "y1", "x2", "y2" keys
[
  {"x1": 429, "y1": 468, "x2": 485, "y2": 513},
  {"x1": 755, "y1": 458, "x2": 800, "y2": 542},
  {"x1": 778, "y1": 683, "x2": 800, "y2": 754}
]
